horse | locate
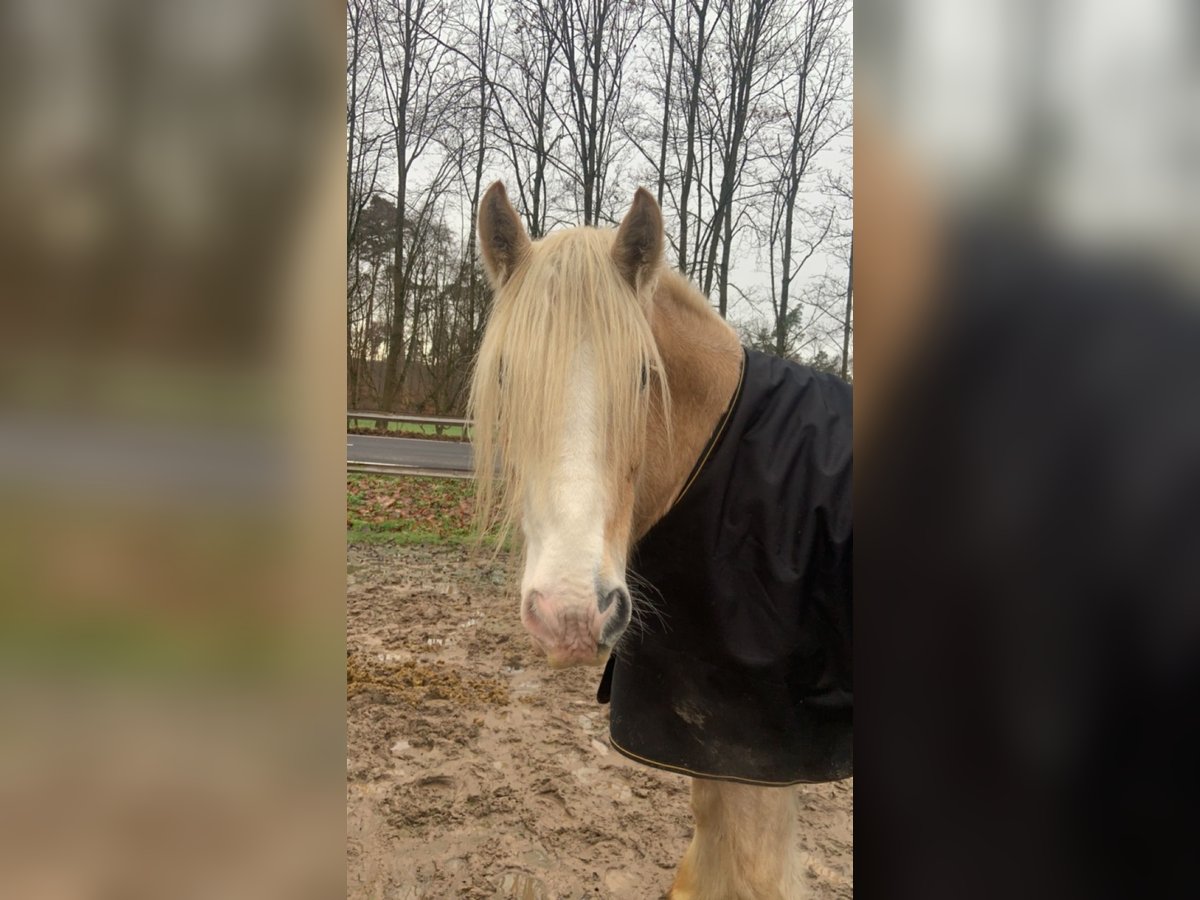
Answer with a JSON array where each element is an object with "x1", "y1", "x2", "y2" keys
[{"x1": 469, "y1": 182, "x2": 853, "y2": 899}]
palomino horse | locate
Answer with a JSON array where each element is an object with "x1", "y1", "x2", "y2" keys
[{"x1": 469, "y1": 182, "x2": 852, "y2": 899}]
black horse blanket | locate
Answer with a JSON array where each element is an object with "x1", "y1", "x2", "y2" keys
[{"x1": 598, "y1": 347, "x2": 853, "y2": 785}]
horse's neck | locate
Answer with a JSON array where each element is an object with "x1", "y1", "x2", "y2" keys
[{"x1": 633, "y1": 271, "x2": 743, "y2": 540}]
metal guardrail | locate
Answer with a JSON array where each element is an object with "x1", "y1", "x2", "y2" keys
[
  {"x1": 347, "y1": 410, "x2": 471, "y2": 441},
  {"x1": 347, "y1": 411, "x2": 469, "y2": 426}
]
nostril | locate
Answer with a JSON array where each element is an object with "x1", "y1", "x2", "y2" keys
[
  {"x1": 598, "y1": 587, "x2": 625, "y2": 615},
  {"x1": 598, "y1": 588, "x2": 632, "y2": 647}
]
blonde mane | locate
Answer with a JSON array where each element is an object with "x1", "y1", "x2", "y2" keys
[{"x1": 469, "y1": 227, "x2": 671, "y2": 544}]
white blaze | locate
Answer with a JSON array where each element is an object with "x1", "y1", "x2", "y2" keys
[{"x1": 521, "y1": 344, "x2": 611, "y2": 605}]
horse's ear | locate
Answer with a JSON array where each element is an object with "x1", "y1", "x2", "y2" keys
[
  {"x1": 478, "y1": 181, "x2": 531, "y2": 288},
  {"x1": 613, "y1": 188, "x2": 664, "y2": 295}
]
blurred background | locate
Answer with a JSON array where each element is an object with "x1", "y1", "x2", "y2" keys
[
  {"x1": 0, "y1": 1, "x2": 345, "y2": 897},
  {"x1": 855, "y1": 1, "x2": 1200, "y2": 898},
  {"x1": 859, "y1": 0, "x2": 1199, "y2": 272}
]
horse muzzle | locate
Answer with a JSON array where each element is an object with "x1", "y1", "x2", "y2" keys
[{"x1": 521, "y1": 585, "x2": 631, "y2": 667}]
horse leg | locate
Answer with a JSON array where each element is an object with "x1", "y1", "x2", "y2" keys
[{"x1": 669, "y1": 777, "x2": 805, "y2": 900}]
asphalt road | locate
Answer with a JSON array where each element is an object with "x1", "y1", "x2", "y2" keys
[{"x1": 346, "y1": 434, "x2": 473, "y2": 474}]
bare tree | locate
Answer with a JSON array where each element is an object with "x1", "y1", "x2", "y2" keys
[
  {"x1": 550, "y1": 0, "x2": 646, "y2": 226},
  {"x1": 673, "y1": 0, "x2": 723, "y2": 275},
  {"x1": 653, "y1": 0, "x2": 679, "y2": 208},
  {"x1": 347, "y1": 0, "x2": 388, "y2": 407},
  {"x1": 765, "y1": 0, "x2": 850, "y2": 355},
  {"x1": 824, "y1": 170, "x2": 854, "y2": 380},
  {"x1": 699, "y1": 0, "x2": 788, "y2": 316},
  {"x1": 347, "y1": 0, "x2": 385, "y2": 257},
  {"x1": 491, "y1": 0, "x2": 563, "y2": 238},
  {"x1": 449, "y1": 0, "x2": 502, "y2": 353},
  {"x1": 372, "y1": 0, "x2": 460, "y2": 409}
]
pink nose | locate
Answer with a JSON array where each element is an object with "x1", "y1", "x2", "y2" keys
[{"x1": 521, "y1": 586, "x2": 631, "y2": 667}]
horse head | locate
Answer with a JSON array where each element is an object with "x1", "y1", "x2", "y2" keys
[{"x1": 470, "y1": 183, "x2": 667, "y2": 667}]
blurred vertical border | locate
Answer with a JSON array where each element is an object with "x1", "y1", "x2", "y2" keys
[
  {"x1": 855, "y1": 1, "x2": 1200, "y2": 898},
  {"x1": 0, "y1": 1, "x2": 346, "y2": 897}
]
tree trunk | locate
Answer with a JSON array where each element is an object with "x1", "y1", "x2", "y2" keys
[
  {"x1": 718, "y1": 200, "x2": 733, "y2": 318},
  {"x1": 381, "y1": 157, "x2": 409, "y2": 411},
  {"x1": 840, "y1": 239, "x2": 853, "y2": 380},
  {"x1": 656, "y1": 0, "x2": 677, "y2": 208},
  {"x1": 677, "y1": 0, "x2": 711, "y2": 275},
  {"x1": 379, "y1": 0, "x2": 420, "y2": 411},
  {"x1": 585, "y1": 2, "x2": 604, "y2": 225}
]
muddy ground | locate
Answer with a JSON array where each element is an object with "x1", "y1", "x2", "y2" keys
[{"x1": 347, "y1": 542, "x2": 852, "y2": 899}]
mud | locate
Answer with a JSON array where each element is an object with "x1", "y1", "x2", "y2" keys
[{"x1": 347, "y1": 542, "x2": 852, "y2": 899}]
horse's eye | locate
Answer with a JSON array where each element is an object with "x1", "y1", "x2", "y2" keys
[{"x1": 640, "y1": 364, "x2": 648, "y2": 390}]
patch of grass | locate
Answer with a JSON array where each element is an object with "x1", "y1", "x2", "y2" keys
[
  {"x1": 348, "y1": 419, "x2": 469, "y2": 439},
  {"x1": 346, "y1": 524, "x2": 480, "y2": 547},
  {"x1": 347, "y1": 473, "x2": 494, "y2": 546}
]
